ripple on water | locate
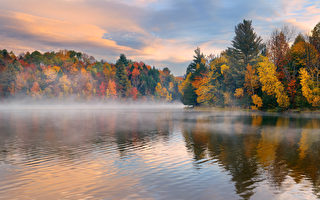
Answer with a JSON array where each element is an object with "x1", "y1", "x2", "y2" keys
[{"x1": 0, "y1": 109, "x2": 320, "y2": 199}]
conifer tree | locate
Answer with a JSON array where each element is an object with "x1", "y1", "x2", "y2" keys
[
  {"x1": 115, "y1": 56, "x2": 130, "y2": 97},
  {"x1": 230, "y1": 20, "x2": 263, "y2": 66},
  {"x1": 186, "y1": 47, "x2": 207, "y2": 78},
  {"x1": 310, "y1": 22, "x2": 320, "y2": 53},
  {"x1": 182, "y1": 82, "x2": 197, "y2": 106},
  {"x1": 227, "y1": 20, "x2": 263, "y2": 88}
]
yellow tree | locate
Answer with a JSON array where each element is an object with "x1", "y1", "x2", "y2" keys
[
  {"x1": 194, "y1": 56, "x2": 231, "y2": 105},
  {"x1": 83, "y1": 81, "x2": 93, "y2": 99},
  {"x1": 291, "y1": 40, "x2": 318, "y2": 72},
  {"x1": 257, "y1": 56, "x2": 289, "y2": 108},
  {"x1": 44, "y1": 66, "x2": 59, "y2": 83},
  {"x1": 195, "y1": 70, "x2": 217, "y2": 105},
  {"x1": 103, "y1": 62, "x2": 114, "y2": 80},
  {"x1": 251, "y1": 94, "x2": 263, "y2": 110},
  {"x1": 59, "y1": 74, "x2": 72, "y2": 96},
  {"x1": 299, "y1": 68, "x2": 320, "y2": 106},
  {"x1": 179, "y1": 73, "x2": 192, "y2": 96},
  {"x1": 234, "y1": 88, "x2": 244, "y2": 98},
  {"x1": 244, "y1": 64, "x2": 259, "y2": 95},
  {"x1": 155, "y1": 82, "x2": 171, "y2": 101},
  {"x1": 168, "y1": 82, "x2": 174, "y2": 93},
  {"x1": 220, "y1": 64, "x2": 230, "y2": 75},
  {"x1": 166, "y1": 92, "x2": 172, "y2": 102}
]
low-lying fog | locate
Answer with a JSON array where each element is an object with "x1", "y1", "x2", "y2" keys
[
  {"x1": 1, "y1": 98, "x2": 320, "y2": 120},
  {"x1": 0, "y1": 99, "x2": 185, "y2": 110}
]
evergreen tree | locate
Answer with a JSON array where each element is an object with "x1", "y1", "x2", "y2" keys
[
  {"x1": 29, "y1": 51, "x2": 43, "y2": 66},
  {"x1": 310, "y1": 22, "x2": 320, "y2": 53},
  {"x1": 180, "y1": 48, "x2": 208, "y2": 106},
  {"x1": 227, "y1": 19, "x2": 263, "y2": 88},
  {"x1": 147, "y1": 67, "x2": 160, "y2": 94},
  {"x1": 115, "y1": 56, "x2": 130, "y2": 97},
  {"x1": 186, "y1": 47, "x2": 207, "y2": 78},
  {"x1": 182, "y1": 82, "x2": 197, "y2": 106},
  {"x1": 293, "y1": 34, "x2": 305, "y2": 45},
  {"x1": 118, "y1": 54, "x2": 129, "y2": 66},
  {"x1": 229, "y1": 20, "x2": 263, "y2": 66},
  {"x1": 0, "y1": 64, "x2": 17, "y2": 97}
]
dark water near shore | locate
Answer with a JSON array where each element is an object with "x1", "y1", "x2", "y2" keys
[{"x1": 0, "y1": 108, "x2": 320, "y2": 199}]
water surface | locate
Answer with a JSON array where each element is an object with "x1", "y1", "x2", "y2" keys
[{"x1": 0, "y1": 108, "x2": 320, "y2": 199}]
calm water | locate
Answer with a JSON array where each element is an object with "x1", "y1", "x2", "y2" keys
[{"x1": 0, "y1": 107, "x2": 320, "y2": 200}]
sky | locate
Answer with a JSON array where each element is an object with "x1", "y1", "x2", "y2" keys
[{"x1": 0, "y1": 0, "x2": 320, "y2": 75}]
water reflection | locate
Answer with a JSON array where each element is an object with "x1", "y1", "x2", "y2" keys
[
  {"x1": 181, "y1": 113, "x2": 320, "y2": 199},
  {"x1": 0, "y1": 109, "x2": 320, "y2": 199}
]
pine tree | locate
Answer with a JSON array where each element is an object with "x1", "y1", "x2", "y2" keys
[
  {"x1": 230, "y1": 20, "x2": 263, "y2": 66},
  {"x1": 118, "y1": 54, "x2": 129, "y2": 66},
  {"x1": 293, "y1": 34, "x2": 305, "y2": 45},
  {"x1": 310, "y1": 22, "x2": 320, "y2": 53},
  {"x1": 227, "y1": 19, "x2": 263, "y2": 88},
  {"x1": 182, "y1": 82, "x2": 197, "y2": 106},
  {"x1": 115, "y1": 56, "x2": 130, "y2": 98},
  {"x1": 186, "y1": 47, "x2": 207, "y2": 78}
]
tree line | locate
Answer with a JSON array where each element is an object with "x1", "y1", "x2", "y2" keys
[
  {"x1": 180, "y1": 20, "x2": 320, "y2": 110},
  {"x1": 0, "y1": 50, "x2": 180, "y2": 101},
  {"x1": 1, "y1": 19, "x2": 320, "y2": 110}
]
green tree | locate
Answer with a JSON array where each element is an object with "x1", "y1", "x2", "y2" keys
[
  {"x1": 118, "y1": 54, "x2": 129, "y2": 67},
  {"x1": 186, "y1": 47, "x2": 207, "y2": 78},
  {"x1": 182, "y1": 81, "x2": 197, "y2": 106},
  {"x1": 28, "y1": 51, "x2": 43, "y2": 66},
  {"x1": 310, "y1": 22, "x2": 320, "y2": 53},
  {"x1": 229, "y1": 20, "x2": 263, "y2": 67},
  {"x1": 181, "y1": 48, "x2": 208, "y2": 105},
  {"x1": 227, "y1": 20, "x2": 263, "y2": 88},
  {"x1": 293, "y1": 34, "x2": 305, "y2": 45},
  {"x1": 115, "y1": 56, "x2": 130, "y2": 97},
  {"x1": 0, "y1": 64, "x2": 18, "y2": 97}
]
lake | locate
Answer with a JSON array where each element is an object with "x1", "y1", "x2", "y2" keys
[{"x1": 0, "y1": 107, "x2": 320, "y2": 199}]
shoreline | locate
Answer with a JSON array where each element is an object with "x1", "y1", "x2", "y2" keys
[{"x1": 188, "y1": 106, "x2": 320, "y2": 117}]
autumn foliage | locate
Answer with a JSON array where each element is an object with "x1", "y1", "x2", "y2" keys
[
  {"x1": 0, "y1": 50, "x2": 180, "y2": 102},
  {"x1": 2, "y1": 20, "x2": 320, "y2": 110},
  {"x1": 180, "y1": 20, "x2": 320, "y2": 110}
]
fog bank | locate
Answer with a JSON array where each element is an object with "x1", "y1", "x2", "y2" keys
[{"x1": 0, "y1": 98, "x2": 184, "y2": 110}]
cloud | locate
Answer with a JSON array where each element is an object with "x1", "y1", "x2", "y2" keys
[
  {"x1": 103, "y1": 32, "x2": 147, "y2": 49},
  {"x1": 0, "y1": 10, "x2": 137, "y2": 56},
  {"x1": 282, "y1": 1, "x2": 320, "y2": 33},
  {"x1": 0, "y1": 0, "x2": 319, "y2": 75}
]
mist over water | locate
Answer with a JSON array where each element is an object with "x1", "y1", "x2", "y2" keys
[
  {"x1": 0, "y1": 99, "x2": 185, "y2": 110},
  {"x1": 0, "y1": 106, "x2": 320, "y2": 200}
]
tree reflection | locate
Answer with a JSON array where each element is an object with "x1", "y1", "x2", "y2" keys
[
  {"x1": 182, "y1": 115, "x2": 260, "y2": 199},
  {"x1": 181, "y1": 113, "x2": 320, "y2": 199},
  {"x1": 114, "y1": 111, "x2": 173, "y2": 157},
  {"x1": 0, "y1": 110, "x2": 174, "y2": 162},
  {"x1": 1, "y1": 110, "x2": 320, "y2": 199}
]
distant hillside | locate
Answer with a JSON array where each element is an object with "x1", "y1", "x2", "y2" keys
[{"x1": 0, "y1": 49, "x2": 181, "y2": 101}]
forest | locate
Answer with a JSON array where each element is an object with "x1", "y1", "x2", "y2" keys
[
  {"x1": 180, "y1": 20, "x2": 320, "y2": 110},
  {"x1": 1, "y1": 19, "x2": 320, "y2": 110},
  {"x1": 0, "y1": 50, "x2": 180, "y2": 102}
]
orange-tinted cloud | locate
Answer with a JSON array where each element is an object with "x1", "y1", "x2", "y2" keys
[{"x1": 0, "y1": 0, "x2": 319, "y2": 75}]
